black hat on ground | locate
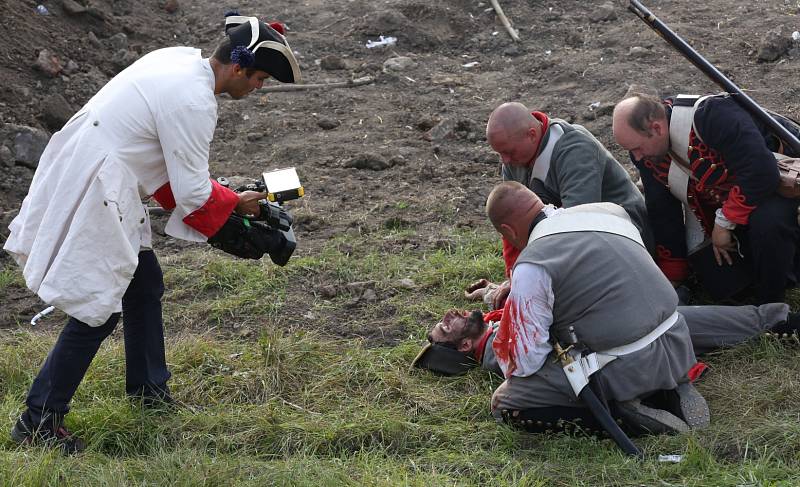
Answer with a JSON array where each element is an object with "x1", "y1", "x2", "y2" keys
[
  {"x1": 224, "y1": 14, "x2": 301, "y2": 84},
  {"x1": 411, "y1": 342, "x2": 479, "y2": 376}
]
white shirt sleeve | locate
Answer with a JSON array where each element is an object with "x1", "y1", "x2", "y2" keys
[
  {"x1": 494, "y1": 262, "x2": 554, "y2": 378},
  {"x1": 155, "y1": 103, "x2": 218, "y2": 241}
]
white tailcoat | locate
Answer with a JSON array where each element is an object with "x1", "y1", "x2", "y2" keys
[{"x1": 4, "y1": 47, "x2": 222, "y2": 326}]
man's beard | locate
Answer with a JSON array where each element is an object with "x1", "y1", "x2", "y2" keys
[{"x1": 459, "y1": 310, "x2": 487, "y2": 341}]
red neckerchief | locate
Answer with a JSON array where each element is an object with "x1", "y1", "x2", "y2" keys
[
  {"x1": 529, "y1": 111, "x2": 551, "y2": 164},
  {"x1": 473, "y1": 309, "x2": 504, "y2": 362},
  {"x1": 472, "y1": 328, "x2": 494, "y2": 363}
]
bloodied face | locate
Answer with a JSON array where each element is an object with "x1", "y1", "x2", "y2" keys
[{"x1": 427, "y1": 309, "x2": 487, "y2": 352}]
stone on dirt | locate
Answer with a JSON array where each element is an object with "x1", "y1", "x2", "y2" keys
[
  {"x1": 164, "y1": 0, "x2": 179, "y2": 14},
  {"x1": 628, "y1": 46, "x2": 650, "y2": 58},
  {"x1": 320, "y1": 55, "x2": 347, "y2": 71},
  {"x1": 318, "y1": 117, "x2": 341, "y2": 130},
  {"x1": 360, "y1": 288, "x2": 378, "y2": 303},
  {"x1": 62, "y1": 0, "x2": 87, "y2": 15},
  {"x1": 319, "y1": 285, "x2": 338, "y2": 299},
  {"x1": 344, "y1": 153, "x2": 393, "y2": 170},
  {"x1": 0, "y1": 145, "x2": 13, "y2": 168},
  {"x1": 397, "y1": 278, "x2": 416, "y2": 289},
  {"x1": 41, "y1": 93, "x2": 74, "y2": 131},
  {"x1": 109, "y1": 33, "x2": 129, "y2": 52},
  {"x1": 757, "y1": 29, "x2": 791, "y2": 62},
  {"x1": 87, "y1": 31, "x2": 102, "y2": 48},
  {"x1": 589, "y1": 2, "x2": 617, "y2": 22},
  {"x1": 423, "y1": 118, "x2": 457, "y2": 142},
  {"x1": 7, "y1": 125, "x2": 50, "y2": 169},
  {"x1": 35, "y1": 50, "x2": 63, "y2": 77},
  {"x1": 62, "y1": 59, "x2": 80, "y2": 76},
  {"x1": 112, "y1": 49, "x2": 139, "y2": 70},
  {"x1": 382, "y1": 56, "x2": 417, "y2": 73}
]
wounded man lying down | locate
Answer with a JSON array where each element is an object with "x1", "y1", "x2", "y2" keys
[{"x1": 413, "y1": 287, "x2": 799, "y2": 436}]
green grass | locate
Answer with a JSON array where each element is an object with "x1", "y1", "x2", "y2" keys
[{"x1": 0, "y1": 229, "x2": 799, "y2": 485}]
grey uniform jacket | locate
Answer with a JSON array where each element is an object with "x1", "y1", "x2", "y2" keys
[
  {"x1": 514, "y1": 204, "x2": 695, "y2": 401},
  {"x1": 502, "y1": 119, "x2": 653, "y2": 251}
]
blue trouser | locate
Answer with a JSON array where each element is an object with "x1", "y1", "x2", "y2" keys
[
  {"x1": 24, "y1": 250, "x2": 171, "y2": 426},
  {"x1": 742, "y1": 194, "x2": 800, "y2": 304}
]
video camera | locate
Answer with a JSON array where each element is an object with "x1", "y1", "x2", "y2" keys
[{"x1": 209, "y1": 167, "x2": 304, "y2": 266}]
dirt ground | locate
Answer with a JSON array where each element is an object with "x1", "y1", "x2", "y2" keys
[{"x1": 2, "y1": 0, "x2": 800, "y2": 333}]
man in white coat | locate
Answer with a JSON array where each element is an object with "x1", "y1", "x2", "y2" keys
[{"x1": 4, "y1": 14, "x2": 301, "y2": 453}]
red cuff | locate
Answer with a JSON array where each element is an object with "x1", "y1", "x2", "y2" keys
[
  {"x1": 152, "y1": 182, "x2": 176, "y2": 210},
  {"x1": 721, "y1": 185, "x2": 756, "y2": 225},
  {"x1": 656, "y1": 245, "x2": 689, "y2": 282},
  {"x1": 182, "y1": 179, "x2": 240, "y2": 238},
  {"x1": 688, "y1": 362, "x2": 709, "y2": 383},
  {"x1": 502, "y1": 237, "x2": 521, "y2": 277}
]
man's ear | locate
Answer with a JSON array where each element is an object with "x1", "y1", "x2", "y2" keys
[
  {"x1": 458, "y1": 338, "x2": 473, "y2": 353},
  {"x1": 231, "y1": 63, "x2": 246, "y2": 78},
  {"x1": 651, "y1": 119, "x2": 666, "y2": 137},
  {"x1": 499, "y1": 223, "x2": 517, "y2": 246}
]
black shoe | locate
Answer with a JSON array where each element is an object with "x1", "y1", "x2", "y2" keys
[
  {"x1": 130, "y1": 391, "x2": 176, "y2": 411},
  {"x1": 615, "y1": 399, "x2": 690, "y2": 435},
  {"x1": 10, "y1": 416, "x2": 86, "y2": 454},
  {"x1": 767, "y1": 312, "x2": 800, "y2": 339}
]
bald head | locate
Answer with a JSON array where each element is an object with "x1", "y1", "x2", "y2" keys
[
  {"x1": 487, "y1": 102, "x2": 538, "y2": 138},
  {"x1": 612, "y1": 94, "x2": 670, "y2": 161},
  {"x1": 486, "y1": 102, "x2": 543, "y2": 167},
  {"x1": 486, "y1": 181, "x2": 545, "y2": 249}
]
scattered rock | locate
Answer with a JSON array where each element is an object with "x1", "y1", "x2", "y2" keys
[
  {"x1": 88, "y1": 31, "x2": 102, "y2": 48},
  {"x1": 164, "y1": 0, "x2": 179, "y2": 14},
  {"x1": 40, "y1": 94, "x2": 75, "y2": 131},
  {"x1": 318, "y1": 284, "x2": 338, "y2": 299},
  {"x1": 35, "y1": 50, "x2": 63, "y2": 77},
  {"x1": 757, "y1": 28, "x2": 791, "y2": 62},
  {"x1": 12, "y1": 126, "x2": 51, "y2": 169},
  {"x1": 628, "y1": 46, "x2": 650, "y2": 58},
  {"x1": 502, "y1": 45, "x2": 521, "y2": 57},
  {"x1": 0, "y1": 145, "x2": 13, "y2": 168},
  {"x1": 423, "y1": 118, "x2": 457, "y2": 142},
  {"x1": 397, "y1": 278, "x2": 416, "y2": 289},
  {"x1": 61, "y1": 0, "x2": 86, "y2": 15},
  {"x1": 62, "y1": 0, "x2": 87, "y2": 15},
  {"x1": 382, "y1": 56, "x2": 417, "y2": 73},
  {"x1": 344, "y1": 153, "x2": 393, "y2": 170},
  {"x1": 361, "y1": 288, "x2": 378, "y2": 303},
  {"x1": 589, "y1": 2, "x2": 617, "y2": 22},
  {"x1": 62, "y1": 59, "x2": 80, "y2": 76},
  {"x1": 346, "y1": 281, "x2": 375, "y2": 294},
  {"x1": 317, "y1": 117, "x2": 340, "y2": 130},
  {"x1": 112, "y1": 49, "x2": 139, "y2": 70},
  {"x1": 582, "y1": 101, "x2": 615, "y2": 121},
  {"x1": 109, "y1": 33, "x2": 129, "y2": 52},
  {"x1": 319, "y1": 55, "x2": 347, "y2": 71},
  {"x1": 415, "y1": 116, "x2": 438, "y2": 131},
  {"x1": 362, "y1": 10, "x2": 410, "y2": 34}
]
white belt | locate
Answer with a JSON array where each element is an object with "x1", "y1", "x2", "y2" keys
[{"x1": 563, "y1": 311, "x2": 680, "y2": 396}]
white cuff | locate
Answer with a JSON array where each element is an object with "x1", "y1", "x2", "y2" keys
[{"x1": 715, "y1": 208, "x2": 737, "y2": 230}]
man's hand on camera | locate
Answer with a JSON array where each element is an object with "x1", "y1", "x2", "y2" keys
[{"x1": 235, "y1": 191, "x2": 267, "y2": 217}]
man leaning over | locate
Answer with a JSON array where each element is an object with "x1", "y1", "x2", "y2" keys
[
  {"x1": 483, "y1": 181, "x2": 707, "y2": 435},
  {"x1": 3, "y1": 14, "x2": 301, "y2": 453},
  {"x1": 485, "y1": 102, "x2": 652, "y2": 308}
]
